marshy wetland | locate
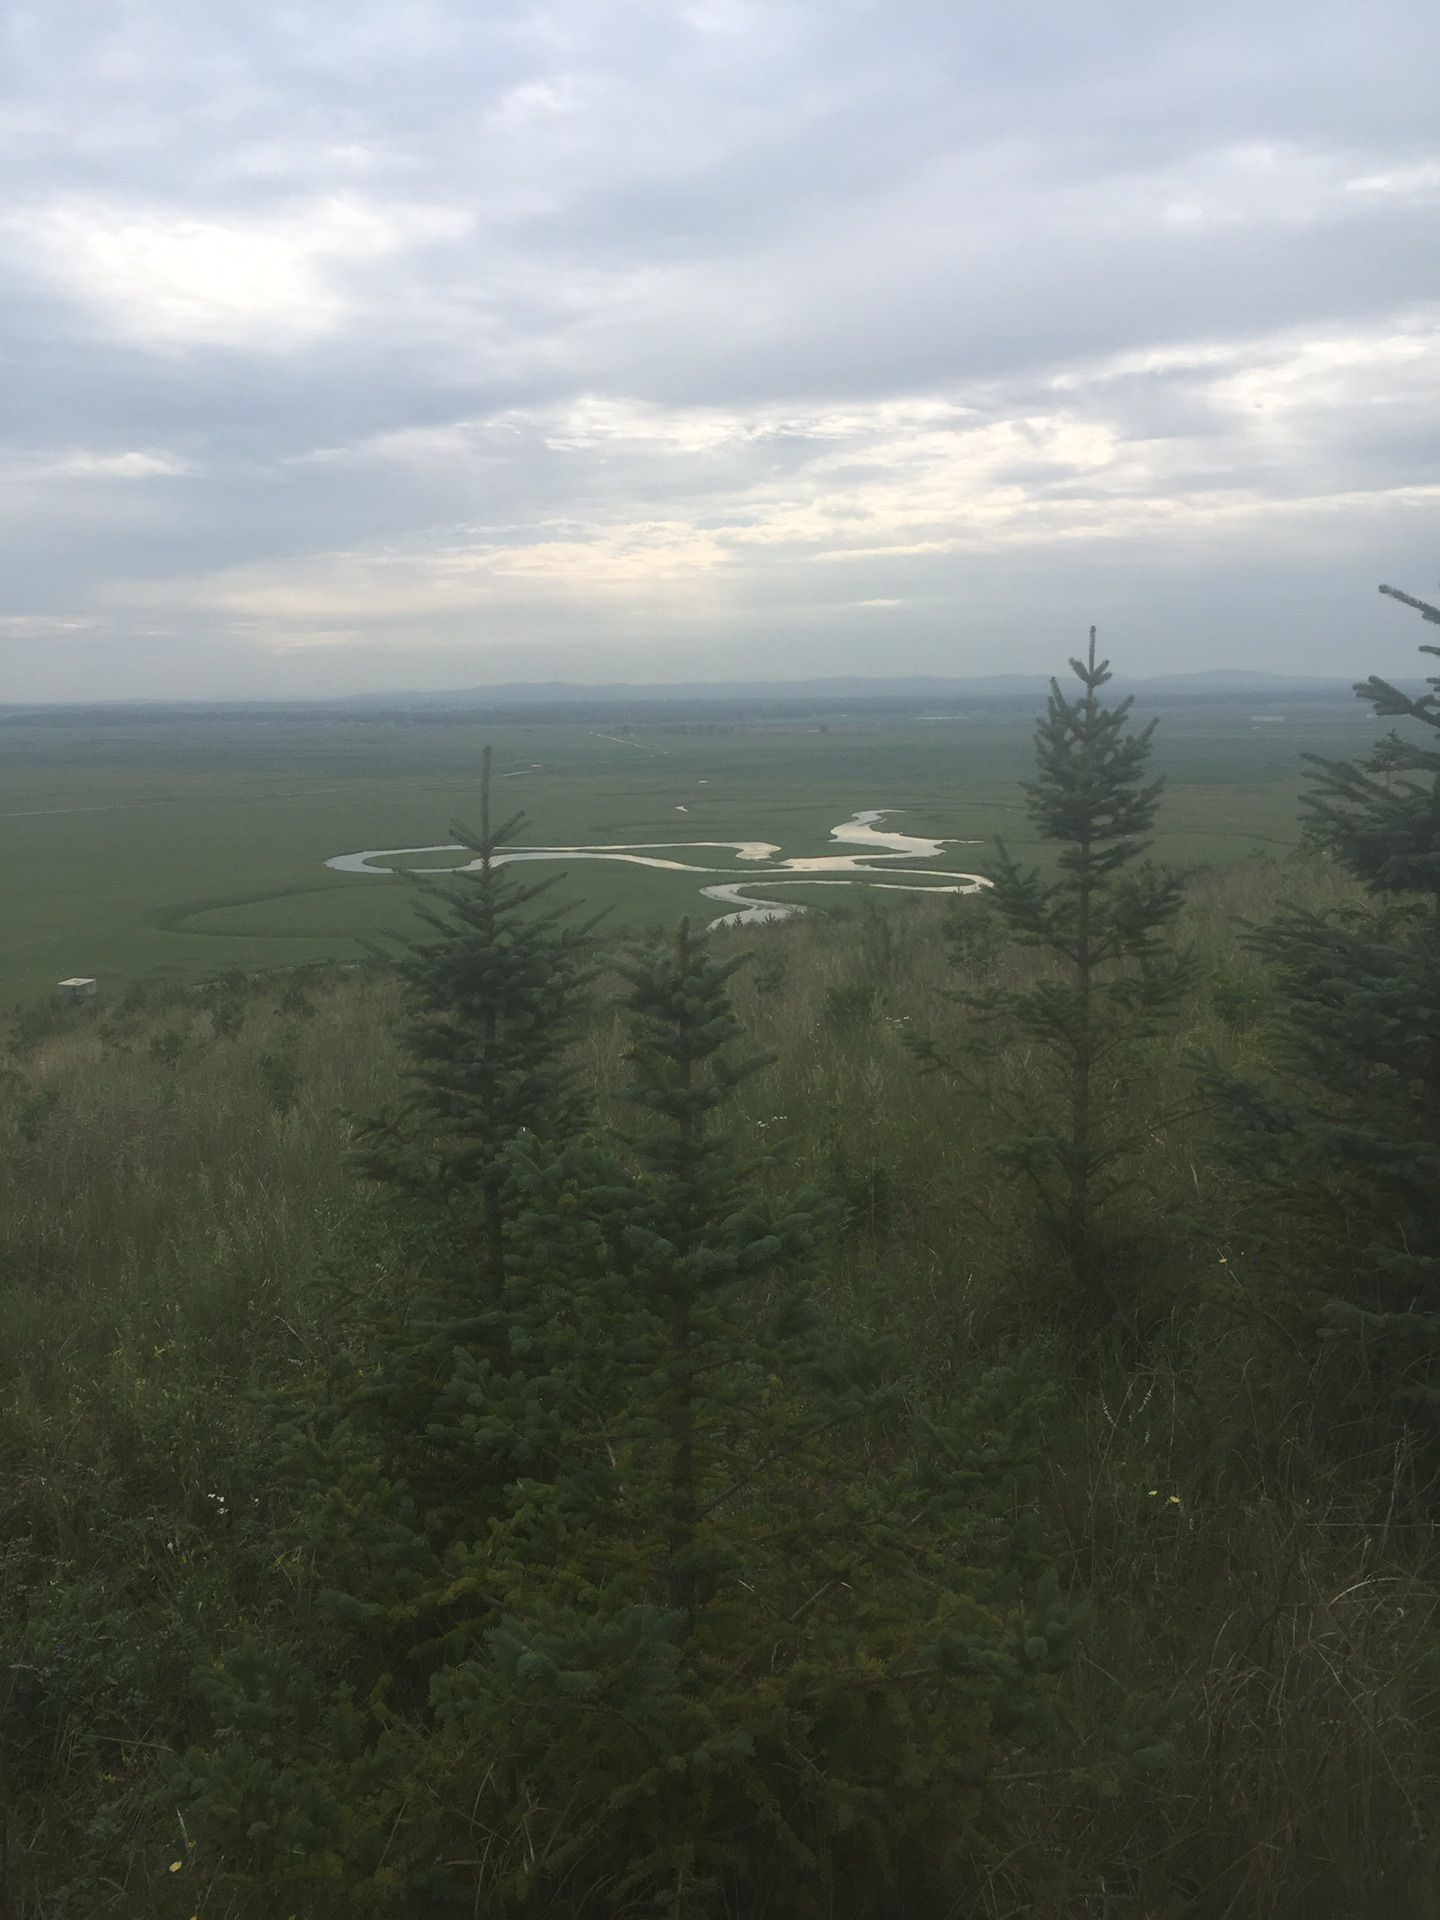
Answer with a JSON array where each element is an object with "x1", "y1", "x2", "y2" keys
[
  {"x1": 326, "y1": 806, "x2": 992, "y2": 926},
  {"x1": 1, "y1": 686, "x2": 1361, "y2": 1001}
]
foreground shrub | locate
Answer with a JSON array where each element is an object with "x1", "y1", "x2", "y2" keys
[{"x1": 180, "y1": 924, "x2": 1069, "y2": 1916}]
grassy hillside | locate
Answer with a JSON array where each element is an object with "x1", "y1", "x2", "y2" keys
[{"x1": 2, "y1": 856, "x2": 1437, "y2": 1917}]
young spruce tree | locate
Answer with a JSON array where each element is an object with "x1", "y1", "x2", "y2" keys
[
  {"x1": 1208, "y1": 584, "x2": 1440, "y2": 1426},
  {"x1": 182, "y1": 921, "x2": 1069, "y2": 1917},
  {"x1": 415, "y1": 923, "x2": 1070, "y2": 1916},
  {"x1": 358, "y1": 743, "x2": 595, "y2": 1302},
  {"x1": 175, "y1": 755, "x2": 605, "y2": 1906},
  {"x1": 922, "y1": 628, "x2": 1191, "y2": 1326},
  {"x1": 331, "y1": 745, "x2": 599, "y2": 1550}
]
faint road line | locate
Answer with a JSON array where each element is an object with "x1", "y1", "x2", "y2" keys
[{"x1": 590, "y1": 731, "x2": 670, "y2": 755}]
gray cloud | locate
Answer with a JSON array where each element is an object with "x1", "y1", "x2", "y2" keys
[{"x1": 1, "y1": 0, "x2": 1438, "y2": 697}]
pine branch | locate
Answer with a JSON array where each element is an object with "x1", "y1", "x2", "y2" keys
[{"x1": 1379, "y1": 583, "x2": 1440, "y2": 627}]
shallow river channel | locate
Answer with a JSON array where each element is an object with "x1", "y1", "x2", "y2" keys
[{"x1": 325, "y1": 809, "x2": 991, "y2": 930}]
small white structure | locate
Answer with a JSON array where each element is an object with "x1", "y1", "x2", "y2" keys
[{"x1": 56, "y1": 977, "x2": 97, "y2": 1002}]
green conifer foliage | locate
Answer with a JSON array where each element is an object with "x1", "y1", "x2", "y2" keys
[
  {"x1": 195, "y1": 754, "x2": 604, "y2": 1795},
  {"x1": 921, "y1": 629, "x2": 1191, "y2": 1323},
  {"x1": 617, "y1": 920, "x2": 803, "y2": 1634},
  {"x1": 338, "y1": 744, "x2": 598, "y2": 1533},
  {"x1": 414, "y1": 924, "x2": 1070, "y2": 1916},
  {"x1": 182, "y1": 923, "x2": 1067, "y2": 1917},
  {"x1": 1210, "y1": 585, "x2": 1440, "y2": 1422},
  {"x1": 359, "y1": 744, "x2": 595, "y2": 1301}
]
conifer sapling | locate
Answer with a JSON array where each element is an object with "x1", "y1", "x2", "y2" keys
[{"x1": 919, "y1": 628, "x2": 1191, "y2": 1324}]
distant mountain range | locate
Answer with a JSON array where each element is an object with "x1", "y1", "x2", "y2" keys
[
  {"x1": 2, "y1": 669, "x2": 1384, "y2": 723},
  {"x1": 337, "y1": 669, "x2": 1355, "y2": 710}
]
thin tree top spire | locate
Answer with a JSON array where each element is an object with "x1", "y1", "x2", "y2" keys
[
  {"x1": 1066, "y1": 625, "x2": 1110, "y2": 698},
  {"x1": 480, "y1": 741, "x2": 492, "y2": 857}
]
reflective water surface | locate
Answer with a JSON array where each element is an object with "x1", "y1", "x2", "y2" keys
[{"x1": 325, "y1": 809, "x2": 990, "y2": 930}]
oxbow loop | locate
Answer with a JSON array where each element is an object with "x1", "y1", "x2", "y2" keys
[{"x1": 326, "y1": 807, "x2": 991, "y2": 927}]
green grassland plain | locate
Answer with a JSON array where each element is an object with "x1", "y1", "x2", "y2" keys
[{"x1": 0, "y1": 691, "x2": 1370, "y2": 1002}]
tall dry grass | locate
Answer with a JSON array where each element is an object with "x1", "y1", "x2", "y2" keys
[{"x1": 1, "y1": 862, "x2": 1438, "y2": 1917}]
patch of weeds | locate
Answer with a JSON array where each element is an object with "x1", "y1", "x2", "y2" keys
[
  {"x1": 15, "y1": 1086, "x2": 61, "y2": 1145},
  {"x1": 1210, "y1": 966, "x2": 1269, "y2": 1034},
  {"x1": 258, "y1": 1050, "x2": 302, "y2": 1117},
  {"x1": 823, "y1": 980, "x2": 878, "y2": 1030},
  {"x1": 944, "y1": 898, "x2": 1005, "y2": 974},
  {"x1": 827, "y1": 1142, "x2": 898, "y2": 1238},
  {"x1": 753, "y1": 951, "x2": 788, "y2": 995}
]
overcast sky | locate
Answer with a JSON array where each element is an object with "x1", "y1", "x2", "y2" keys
[{"x1": 2, "y1": 0, "x2": 1438, "y2": 699}]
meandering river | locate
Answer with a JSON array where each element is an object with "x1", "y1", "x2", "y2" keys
[{"x1": 325, "y1": 809, "x2": 990, "y2": 930}]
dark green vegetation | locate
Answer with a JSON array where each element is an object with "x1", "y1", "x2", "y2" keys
[
  {"x1": 3, "y1": 631, "x2": 1440, "y2": 1917},
  {"x1": 917, "y1": 631, "x2": 1193, "y2": 1327},
  {"x1": 1206, "y1": 584, "x2": 1440, "y2": 1424},
  {"x1": 1, "y1": 683, "x2": 1367, "y2": 1001}
]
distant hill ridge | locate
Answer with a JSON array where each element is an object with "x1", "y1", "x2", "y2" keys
[
  {"x1": 338, "y1": 668, "x2": 1351, "y2": 710},
  {"x1": 2, "y1": 670, "x2": 1390, "y2": 722}
]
